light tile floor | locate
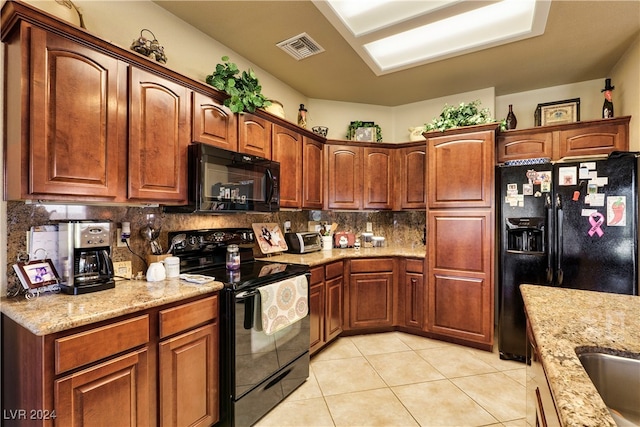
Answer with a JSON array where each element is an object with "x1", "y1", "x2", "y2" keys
[{"x1": 255, "y1": 332, "x2": 527, "y2": 427}]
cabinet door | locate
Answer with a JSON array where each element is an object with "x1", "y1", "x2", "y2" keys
[
  {"x1": 396, "y1": 145, "x2": 426, "y2": 209},
  {"x1": 558, "y1": 117, "x2": 629, "y2": 158},
  {"x1": 427, "y1": 210, "x2": 494, "y2": 347},
  {"x1": 159, "y1": 323, "x2": 219, "y2": 427},
  {"x1": 272, "y1": 125, "x2": 302, "y2": 208},
  {"x1": 363, "y1": 147, "x2": 393, "y2": 209},
  {"x1": 427, "y1": 129, "x2": 495, "y2": 209},
  {"x1": 309, "y1": 280, "x2": 325, "y2": 355},
  {"x1": 28, "y1": 26, "x2": 125, "y2": 199},
  {"x1": 309, "y1": 266, "x2": 325, "y2": 355},
  {"x1": 325, "y1": 275, "x2": 343, "y2": 342},
  {"x1": 129, "y1": 67, "x2": 189, "y2": 202},
  {"x1": 327, "y1": 145, "x2": 362, "y2": 210},
  {"x1": 238, "y1": 113, "x2": 272, "y2": 158},
  {"x1": 349, "y1": 272, "x2": 394, "y2": 329},
  {"x1": 404, "y1": 271, "x2": 424, "y2": 330},
  {"x1": 55, "y1": 348, "x2": 150, "y2": 426},
  {"x1": 496, "y1": 130, "x2": 553, "y2": 163},
  {"x1": 192, "y1": 91, "x2": 237, "y2": 151},
  {"x1": 302, "y1": 137, "x2": 324, "y2": 210}
]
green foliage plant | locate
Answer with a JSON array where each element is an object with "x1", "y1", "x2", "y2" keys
[
  {"x1": 206, "y1": 56, "x2": 271, "y2": 113},
  {"x1": 424, "y1": 100, "x2": 505, "y2": 132}
]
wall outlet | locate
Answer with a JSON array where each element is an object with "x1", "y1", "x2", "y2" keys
[
  {"x1": 366, "y1": 222, "x2": 373, "y2": 232},
  {"x1": 116, "y1": 228, "x2": 129, "y2": 247},
  {"x1": 113, "y1": 261, "x2": 132, "y2": 280}
]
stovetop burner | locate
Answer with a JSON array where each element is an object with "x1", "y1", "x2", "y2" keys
[{"x1": 168, "y1": 228, "x2": 309, "y2": 290}]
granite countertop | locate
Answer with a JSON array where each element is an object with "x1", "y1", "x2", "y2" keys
[
  {"x1": 1, "y1": 245, "x2": 423, "y2": 337},
  {"x1": 256, "y1": 245, "x2": 426, "y2": 266},
  {"x1": 0, "y1": 278, "x2": 224, "y2": 336},
  {"x1": 520, "y1": 284, "x2": 640, "y2": 427}
]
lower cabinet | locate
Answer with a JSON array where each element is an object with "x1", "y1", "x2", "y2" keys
[
  {"x1": 1, "y1": 294, "x2": 220, "y2": 427},
  {"x1": 309, "y1": 261, "x2": 343, "y2": 355},
  {"x1": 398, "y1": 258, "x2": 425, "y2": 331},
  {"x1": 526, "y1": 315, "x2": 561, "y2": 427},
  {"x1": 345, "y1": 258, "x2": 395, "y2": 330}
]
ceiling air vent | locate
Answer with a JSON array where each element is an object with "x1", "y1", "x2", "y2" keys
[{"x1": 276, "y1": 32, "x2": 325, "y2": 60}]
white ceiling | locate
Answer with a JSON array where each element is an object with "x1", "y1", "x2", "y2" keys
[{"x1": 153, "y1": 0, "x2": 640, "y2": 107}]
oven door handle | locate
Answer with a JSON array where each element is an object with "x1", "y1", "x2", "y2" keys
[{"x1": 237, "y1": 290, "x2": 260, "y2": 330}]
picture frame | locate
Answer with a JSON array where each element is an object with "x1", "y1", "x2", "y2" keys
[
  {"x1": 12, "y1": 259, "x2": 60, "y2": 291},
  {"x1": 535, "y1": 98, "x2": 580, "y2": 126},
  {"x1": 353, "y1": 127, "x2": 377, "y2": 142}
]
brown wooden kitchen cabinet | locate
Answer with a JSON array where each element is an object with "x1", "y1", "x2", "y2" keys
[
  {"x1": 325, "y1": 142, "x2": 393, "y2": 210},
  {"x1": 128, "y1": 67, "x2": 190, "y2": 203},
  {"x1": 496, "y1": 116, "x2": 630, "y2": 163},
  {"x1": 272, "y1": 125, "x2": 303, "y2": 208},
  {"x1": 158, "y1": 296, "x2": 219, "y2": 427},
  {"x1": 345, "y1": 258, "x2": 395, "y2": 331},
  {"x1": 302, "y1": 137, "x2": 324, "y2": 209},
  {"x1": 309, "y1": 261, "x2": 343, "y2": 355},
  {"x1": 395, "y1": 143, "x2": 427, "y2": 210},
  {"x1": 1, "y1": 294, "x2": 220, "y2": 427},
  {"x1": 238, "y1": 113, "x2": 272, "y2": 158},
  {"x1": 424, "y1": 124, "x2": 496, "y2": 350},
  {"x1": 192, "y1": 91, "x2": 238, "y2": 151},
  {"x1": 4, "y1": 23, "x2": 127, "y2": 202},
  {"x1": 397, "y1": 258, "x2": 426, "y2": 331}
]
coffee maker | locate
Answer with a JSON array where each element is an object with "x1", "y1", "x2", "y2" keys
[{"x1": 58, "y1": 221, "x2": 115, "y2": 294}]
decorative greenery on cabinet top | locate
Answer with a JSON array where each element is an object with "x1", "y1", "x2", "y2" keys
[{"x1": 206, "y1": 56, "x2": 271, "y2": 114}]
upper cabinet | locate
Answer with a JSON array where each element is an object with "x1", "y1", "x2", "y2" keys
[
  {"x1": 426, "y1": 127, "x2": 495, "y2": 209},
  {"x1": 272, "y1": 124, "x2": 302, "y2": 208},
  {"x1": 395, "y1": 144, "x2": 426, "y2": 210},
  {"x1": 192, "y1": 91, "x2": 237, "y2": 151},
  {"x1": 325, "y1": 142, "x2": 393, "y2": 210},
  {"x1": 302, "y1": 137, "x2": 324, "y2": 210},
  {"x1": 5, "y1": 23, "x2": 127, "y2": 201},
  {"x1": 128, "y1": 67, "x2": 190, "y2": 203},
  {"x1": 238, "y1": 113, "x2": 272, "y2": 158},
  {"x1": 497, "y1": 116, "x2": 630, "y2": 163}
]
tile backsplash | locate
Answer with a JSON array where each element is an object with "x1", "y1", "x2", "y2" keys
[{"x1": 4, "y1": 201, "x2": 425, "y2": 295}]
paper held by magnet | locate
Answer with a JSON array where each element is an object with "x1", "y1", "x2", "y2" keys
[
  {"x1": 582, "y1": 209, "x2": 598, "y2": 217},
  {"x1": 558, "y1": 167, "x2": 577, "y2": 186},
  {"x1": 607, "y1": 196, "x2": 626, "y2": 226},
  {"x1": 593, "y1": 177, "x2": 608, "y2": 187},
  {"x1": 580, "y1": 162, "x2": 597, "y2": 170},
  {"x1": 579, "y1": 167, "x2": 590, "y2": 179},
  {"x1": 586, "y1": 193, "x2": 605, "y2": 206}
]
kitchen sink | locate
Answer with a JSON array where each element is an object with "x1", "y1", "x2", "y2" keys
[{"x1": 578, "y1": 352, "x2": 640, "y2": 426}]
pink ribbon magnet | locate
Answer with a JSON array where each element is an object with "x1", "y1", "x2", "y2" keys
[{"x1": 588, "y1": 212, "x2": 604, "y2": 237}]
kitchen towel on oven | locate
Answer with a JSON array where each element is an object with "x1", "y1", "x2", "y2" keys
[{"x1": 258, "y1": 274, "x2": 308, "y2": 335}]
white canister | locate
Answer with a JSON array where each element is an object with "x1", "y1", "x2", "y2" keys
[
  {"x1": 164, "y1": 256, "x2": 180, "y2": 278},
  {"x1": 321, "y1": 235, "x2": 333, "y2": 251}
]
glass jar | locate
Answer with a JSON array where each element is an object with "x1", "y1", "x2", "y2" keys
[{"x1": 226, "y1": 244, "x2": 240, "y2": 270}]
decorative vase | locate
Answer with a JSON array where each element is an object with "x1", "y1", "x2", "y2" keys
[{"x1": 506, "y1": 105, "x2": 517, "y2": 130}]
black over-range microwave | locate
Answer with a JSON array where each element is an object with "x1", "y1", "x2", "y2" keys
[{"x1": 165, "y1": 143, "x2": 280, "y2": 213}]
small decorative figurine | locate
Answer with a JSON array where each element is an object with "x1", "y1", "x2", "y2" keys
[
  {"x1": 601, "y1": 78, "x2": 614, "y2": 118},
  {"x1": 298, "y1": 104, "x2": 307, "y2": 128}
]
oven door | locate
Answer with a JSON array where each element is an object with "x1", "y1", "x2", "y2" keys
[{"x1": 233, "y1": 286, "x2": 310, "y2": 398}]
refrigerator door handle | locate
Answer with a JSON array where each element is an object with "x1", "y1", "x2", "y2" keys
[
  {"x1": 545, "y1": 193, "x2": 554, "y2": 284},
  {"x1": 555, "y1": 193, "x2": 564, "y2": 286}
]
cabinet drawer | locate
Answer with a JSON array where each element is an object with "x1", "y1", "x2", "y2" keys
[
  {"x1": 406, "y1": 258, "x2": 424, "y2": 274},
  {"x1": 325, "y1": 261, "x2": 343, "y2": 279},
  {"x1": 350, "y1": 258, "x2": 394, "y2": 273},
  {"x1": 310, "y1": 266, "x2": 325, "y2": 285},
  {"x1": 55, "y1": 315, "x2": 149, "y2": 374},
  {"x1": 159, "y1": 295, "x2": 218, "y2": 339}
]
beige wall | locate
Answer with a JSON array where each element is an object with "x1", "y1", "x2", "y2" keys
[{"x1": 611, "y1": 33, "x2": 640, "y2": 151}]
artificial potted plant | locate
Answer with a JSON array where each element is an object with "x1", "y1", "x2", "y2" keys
[
  {"x1": 424, "y1": 100, "x2": 505, "y2": 132},
  {"x1": 206, "y1": 56, "x2": 271, "y2": 114}
]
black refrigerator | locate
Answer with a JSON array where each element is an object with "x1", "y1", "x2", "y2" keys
[{"x1": 497, "y1": 152, "x2": 639, "y2": 361}]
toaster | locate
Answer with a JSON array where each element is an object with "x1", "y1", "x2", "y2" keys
[{"x1": 284, "y1": 232, "x2": 322, "y2": 254}]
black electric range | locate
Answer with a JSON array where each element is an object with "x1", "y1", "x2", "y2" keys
[
  {"x1": 168, "y1": 227, "x2": 311, "y2": 427},
  {"x1": 168, "y1": 228, "x2": 309, "y2": 290}
]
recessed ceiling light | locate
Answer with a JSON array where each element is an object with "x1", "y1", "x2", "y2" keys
[{"x1": 316, "y1": 0, "x2": 550, "y2": 75}]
